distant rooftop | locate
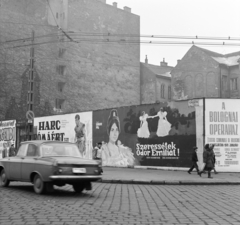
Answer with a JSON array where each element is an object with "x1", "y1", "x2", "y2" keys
[
  {"x1": 142, "y1": 56, "x2": 173, "y2": 78},
  {"x1": 195, "y1": 46, "x2": 240, "y2": 66},
  {"x1": 212, "y1": 55, "x2": 240, "y2": 66}
]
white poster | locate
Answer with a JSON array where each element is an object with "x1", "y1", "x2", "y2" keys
[
  {"x1": 34, "y1": 112, "x2": 93, "y2": 159},
  {"x1": 205, "y1": 99, "x2": 240, "y2": 172},
  {"x1": 0, "y1": 120, "x2": 16, "y2": 159}
]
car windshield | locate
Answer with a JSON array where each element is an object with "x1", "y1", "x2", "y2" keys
[{"x1": 40, "y1": 143, "x2": 81, "y2": 157}]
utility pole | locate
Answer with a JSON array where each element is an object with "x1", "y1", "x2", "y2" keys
[{"x1": 27, "y1": 30, "x2": 35, "y2": 140}]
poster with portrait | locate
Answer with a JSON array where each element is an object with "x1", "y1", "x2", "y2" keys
[
  {"x1": 205, "y1": 99, "x2": 240, "y2": 172},
  {"x1": 0, "y1": 120, "x2": 16, "y2": 159},
  {"x1": 93, "y1": 101, "x2": 197, "y2": 167},
  {"x1": 34, "y1": 112, "x2": 92, "y2": 159}
]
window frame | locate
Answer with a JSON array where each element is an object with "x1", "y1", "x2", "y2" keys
[
  {"x1": 161, "y1": 84, "x2": 165, "y2": 99},
  {"x1": 17, "y1": 144, "x2": 28, "y2": 157},
  {"x1": 26, "y1": 144, "x2": 39, "y2": 157},
  {"x1": 168, "y1": 85, "x2": 171, "y2": 100},
  {"x1": 230, "y1": 78, "x2": 238, "y2": 91}
]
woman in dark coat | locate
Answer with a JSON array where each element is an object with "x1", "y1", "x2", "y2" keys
[{"x1": 199, "y1": 144, "x2": 214, "y2": 178}]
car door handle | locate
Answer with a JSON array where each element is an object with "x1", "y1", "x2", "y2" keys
[{"x1": 21, "y1": 157, "x2": 25, "y2": 159}]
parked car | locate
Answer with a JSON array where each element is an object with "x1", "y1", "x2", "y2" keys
[{"x1": 0, "y1": 140, "x2": 102, "y2": 194}]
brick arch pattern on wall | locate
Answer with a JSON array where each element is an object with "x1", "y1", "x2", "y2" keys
[
  {"x1": 184, "y1": 74, "x2": 193, "y2": 99},
  {"x1": 206, "y1": 71, "x2": 217, "y2": 97},
  {"x1": 195, "y1": 73, "x2": 204, "y2": 97}
]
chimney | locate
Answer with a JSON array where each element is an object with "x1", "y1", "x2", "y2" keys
[
  {"x1": 124, "y1": 6, "x2": 131, "y2": 13},
  {"x1": 145, "y1": 55, "x2": 148, "y2": 64},
  {"x1": 113, "y1": 2, "x2": 117, "y2": 7},
  {"x1": 160, "y1": 58, "x2": 168, "y2": 67}
]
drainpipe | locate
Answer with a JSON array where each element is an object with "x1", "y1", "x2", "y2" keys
[
  {"x1": 227, "y1": 66, "x2": 230, "y2": 98},
  {"x1": 219, "y1": 65, "x2": 222, "y2": 98}
]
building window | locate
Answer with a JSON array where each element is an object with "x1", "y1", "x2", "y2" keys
[
  {"x1": 55, "y1": 99, "x2": 65, "y2": 110},
  {"x1": 222, "y1": 75, "x2": 227, "y2": 91},
  {"x1": 58, "y1": 48, "x2": 66, "y2": 57},
  {"x1": 230, "y1": 78, "x2": 238, "y2": 91},
  {"x1": 57, "y1": 82, "x2": 65, "y2": 92},
  {"x1": 56, "y1": 65, "x2": 66, "y2": 75},
  {"x1": 161, "y1": 84, "x2": 165, "y2": 98},
  {"x1": 168, "y1": 86, "x2": 171, "y2": 100}
]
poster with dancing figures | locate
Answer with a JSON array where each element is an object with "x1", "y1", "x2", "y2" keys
[{"x1": 93, "y1": 101, "x2": 197, "y2": 167}]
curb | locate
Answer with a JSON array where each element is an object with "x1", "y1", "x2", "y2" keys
[
  {"x1": 96, "y1": 179, "x2": 240, "y2": 185},
  {"x1": 104, "y1": 165, "x2": 189, "y2": 171}
]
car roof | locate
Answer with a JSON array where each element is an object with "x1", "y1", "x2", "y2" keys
[{"x1": 20, "y1": 140, "x2": 75, "y2": 146}]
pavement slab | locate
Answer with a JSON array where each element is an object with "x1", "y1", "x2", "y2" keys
[{"x1": 98, "y1": 167, "x2": 240, "y2": 185}]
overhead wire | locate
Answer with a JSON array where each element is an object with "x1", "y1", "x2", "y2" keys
[
  {"x1": 4, "y1": 39, "x2": 240, "y2": 49},
  {"x1": 2, "y1": 23, "x2": 240, "y2": 41},
  {"x1": 2, "y1": 29, "x2": 240, "y2": 46},
  {"x1": 1, "y1": 20, "x2": 239, "y2": 42}
]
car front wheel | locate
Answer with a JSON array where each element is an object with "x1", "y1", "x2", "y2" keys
[
  {"x1": 33, "y1": 174, "x2": 45, "y2": 194},
  {"x1": 0, "y1": 169, "x2": 10, "y2": 187},
  {"x1": 72, "y1": 183, "x2": 85, "y2": 194}
]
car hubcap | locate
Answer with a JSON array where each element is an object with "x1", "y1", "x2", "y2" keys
[{"x1": 35, "y1": 178, "x2": 41, "y2": 189}]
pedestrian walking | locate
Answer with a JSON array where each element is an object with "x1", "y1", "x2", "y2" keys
[
  {"x1": 92, "y1": 142, "x2": 103, "y2": 174},
  {"x1": 210, "y1": 144, "x2": 218, "y2": 174},
  {"x1": 199, "y1": 143, "x2": 215, "y2": 178},
  {"x1": 2, "y1": 146, "x2": 7, "y2": 158},
  {"x1": 93, "y1": 142, "x2": 102, "y2": 160},
  {"x1": 188, "y1": 146, "x2": 199, "y2": 174},
  {"x1": 9, "y1": 144, "x2": 16, "y2": 157}
]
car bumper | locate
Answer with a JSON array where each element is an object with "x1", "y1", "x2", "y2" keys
[{"x1": 49, "y1": 175, "x2": 102, "y2": 181}]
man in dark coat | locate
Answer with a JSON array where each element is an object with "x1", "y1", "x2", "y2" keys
[
  {"x1": 9, "y1": 144, "x2": 16, "y2": 157},
  {"x1": 188, "y1": 146, "x2": 199, "y2": 174},
  {"x1": 92, "y1": 142, "x2": 103, "y2": 174},
  {"x1": 210, "y1": 144, "x2": 218, "y2": 174},
  {"x1": 199, "y1": 143, "x2": 215, "y2": 178},
  {"x1": 2, "y1": 147, "x2": 7, "y2": 158}
]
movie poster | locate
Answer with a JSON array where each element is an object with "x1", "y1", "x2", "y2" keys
[
  {"x1": 205, "y1": 99, "x2": 240, "y2": 172},
  {"x1": 93, "y1": 101, "x2": 197, "y2": 167},
  {"x1": 34, "y1": 112, "x2": 92, "y2": 159},
  {"x1": 0, "y1": 120, "x2": 16, "y2": 159}
]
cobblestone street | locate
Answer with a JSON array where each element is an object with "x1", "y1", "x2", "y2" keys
[{"x1": 1, "y1": 182, "x2": 240, "y2": 225}]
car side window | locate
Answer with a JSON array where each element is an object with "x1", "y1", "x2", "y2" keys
[
  {"x1": 17, "y1": 144, "x2": 28, "y2": 157},
  {"x1": 26, "y1": 144, "x2": 38, "y2": 157}
]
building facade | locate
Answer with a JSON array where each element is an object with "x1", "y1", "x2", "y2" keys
[
  {"x1": 171, "y1": 45, "x2": 240, "y2": 100},
  {"x1": 0, "y1": 0, "x2": 140, "y2": 122},
  {"x1": 140, "y1": 56, "x2": 173, "y2": 104}
]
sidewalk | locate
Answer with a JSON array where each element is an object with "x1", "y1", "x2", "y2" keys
[{"x1": 98, "y1": 167, "x2": 240, "y2": 185}]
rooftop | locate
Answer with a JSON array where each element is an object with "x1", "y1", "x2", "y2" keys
[
  {"x1": 141, "y1": 58, "x2": 173, "y2": 78},
  {"x1": 195, "y1": 45, "x2": 240, "y2": 66}
]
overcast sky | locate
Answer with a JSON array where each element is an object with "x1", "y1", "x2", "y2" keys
[{"x1": 106, "y1": 0, "x2": 240, "y2": 67}]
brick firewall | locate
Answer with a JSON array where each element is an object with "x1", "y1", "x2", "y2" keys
[{"x1": 0, "y1": 0, "x2": 140, "y2": 120}]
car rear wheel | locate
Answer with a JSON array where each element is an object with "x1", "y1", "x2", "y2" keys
[
  {"x1": 72, "y1": 183, "x2": 85, "y2": 194},
  {"x1": 33, "y1": 174, "x2": 45, "y2": 194},
  {"x1": 0, "y1": 169, "x2": 10, "y2": 187}
]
